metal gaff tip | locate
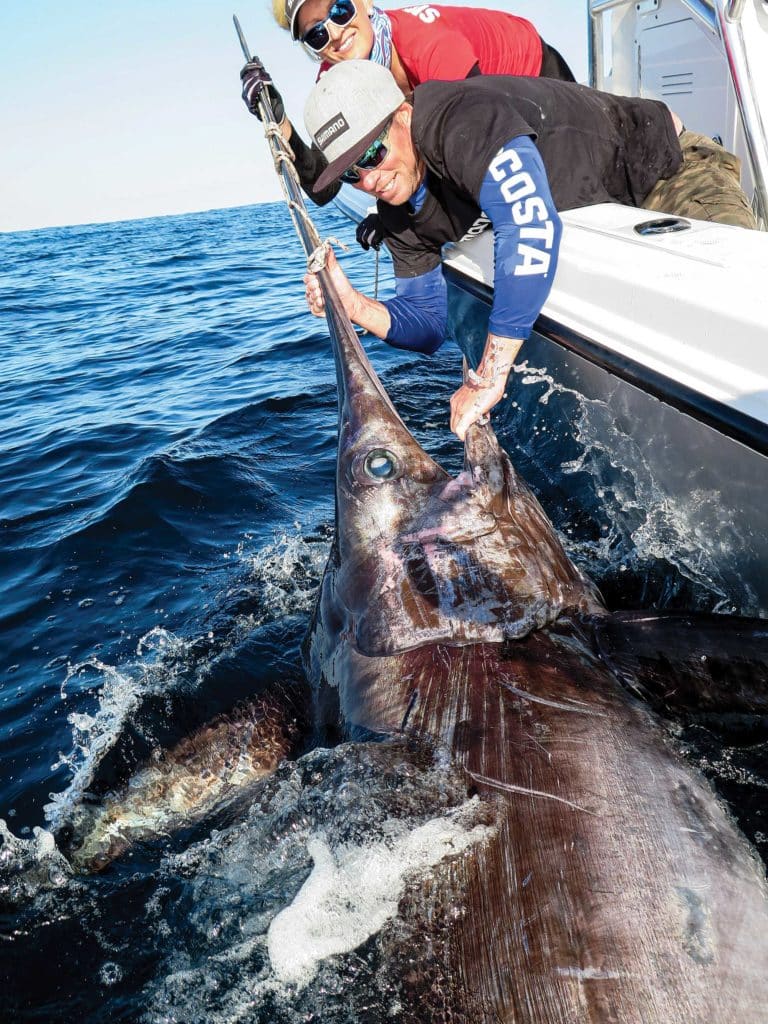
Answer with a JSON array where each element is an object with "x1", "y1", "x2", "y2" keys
[{"x1": 233, "y1": 14, "x2": 252, "y2": 62}]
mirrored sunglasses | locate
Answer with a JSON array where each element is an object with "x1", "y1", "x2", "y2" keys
[
  {"x1": 339, "y1": 126, "x2": 392, "y2": 184},
  {"x1": 301, "y1": 0, "x2": 357, "y2": 53}
]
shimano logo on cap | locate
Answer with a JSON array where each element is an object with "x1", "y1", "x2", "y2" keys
[{"x1": 316, "y1": 113, "x2": 350, "y2": 150}]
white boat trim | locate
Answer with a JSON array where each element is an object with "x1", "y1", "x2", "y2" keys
[
  {"x1": 441, "y1": 204, "x2": 768, "y2": 454},
  {"x1": 335, "y1": 184, "x2": 768, "y2": 456}
]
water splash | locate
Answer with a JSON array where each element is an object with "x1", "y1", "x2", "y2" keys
[
  {"x1": 238, "y1": 525, "x2": 330, "y2": 626},
  {"x1": 46, "y1": 658, "x2": 144, "y2": 831},
  {"x1": 0, "y1": 819, "x2": 72, "y2": 908},
  {"x1": 510, "y1": 360, "x2": 754, "y2": 611},
  {"x1": 43, "y1": 526, "x2": 329, "y2": 835},
  {"x1": 141, "y1": 738, "x2": 494, "y2": 1024}
]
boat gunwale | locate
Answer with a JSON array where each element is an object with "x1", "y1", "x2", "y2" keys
[{"x1": 443, "y1": 262, "x2": 768, "y2": 459}]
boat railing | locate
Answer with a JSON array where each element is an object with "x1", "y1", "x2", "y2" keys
[
  {"x1": 714, "y1": 0, "x2": 768, "y2": 223},
  {"x1": 588, "y1": 0, "x2": 768, "y2": 226}
]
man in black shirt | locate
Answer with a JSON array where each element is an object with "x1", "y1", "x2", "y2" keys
[{"x1": 302, "y1": 61, "x2": 755, "y2": 439}]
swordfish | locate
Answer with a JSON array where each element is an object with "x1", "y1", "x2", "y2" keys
[
  {"x1": 56, "y1": 270, "x2": 768, "y2": 1019},
  {"x1": 299, "y1": 274, "x2": 768, "y2": 1021}
]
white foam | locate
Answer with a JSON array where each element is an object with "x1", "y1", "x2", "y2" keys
[{"x1": 267, "y1": 813, "x2": 492, "y2": 989}]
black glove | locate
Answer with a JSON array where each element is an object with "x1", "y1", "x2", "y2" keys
[
  {"x1": 356, "y1": 213, "x2": 384, "y2": 252},
  {"x1": 240, "y1": 59, "x2": 285, "y2": 124}
]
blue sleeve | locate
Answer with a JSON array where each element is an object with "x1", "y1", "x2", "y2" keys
[
  {"x1": 479, "y1": 135, "x2": 562, "y2": 340},
  {"x1": 382, "y1": 265, "x2": 447, "y2": 355}
]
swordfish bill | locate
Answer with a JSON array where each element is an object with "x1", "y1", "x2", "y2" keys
[{"x1": 304, "y1": 271, "x2": 768, "y2": 1021}]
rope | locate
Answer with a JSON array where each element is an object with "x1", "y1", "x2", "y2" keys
[
  {"x1": 258, "y1": 107, "x2": 356, "y2": 279},
  {"x1": 288, "y1": 201, "x2": 324, "y2": 252},
  {"x1": 263, "y1": 121, "x2": 295, "y2": 163},
  {"x1": 257, "y1": 100, "x2": 324, "y2": 258},
  {"x1": 307, "y1": 237, "x2": 348, "y2": 273}
]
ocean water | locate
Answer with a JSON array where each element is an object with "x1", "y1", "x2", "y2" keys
[{"x1": 1, "y1": 202, "x2": 766, "y2": 1021}]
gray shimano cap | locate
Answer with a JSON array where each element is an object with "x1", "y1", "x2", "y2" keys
[{"x1": 304, "y1": 60, "x2": 405, "y2": 192}]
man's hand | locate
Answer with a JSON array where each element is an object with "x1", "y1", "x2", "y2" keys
[
  {"x1": 304, "y1": 249, "x2": 362, "y2": 321},
  {"x1": 450, "y1": 376, "x2": 508, "y2": 441},
  {"x1": 240, "y1": 59, "x2": 285, "y2": 125},
  {"x1": 355, "y1": 213, "x2": 384, "y2": 252},
  {"x1": 450, "y1": 333, "x2": 524, "y2": 440}
]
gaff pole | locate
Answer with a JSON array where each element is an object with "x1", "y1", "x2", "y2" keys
[{"x1": 232, "y1": 14, "x2": 324, "y2": 261}]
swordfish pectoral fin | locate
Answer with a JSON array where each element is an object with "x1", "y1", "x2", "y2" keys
[
  {"x1": 593, "y1": 611, "x2": 768, "y2": 716},
  {"x1": 60, "y1": 689, "x2": 307, "y2": 873}
]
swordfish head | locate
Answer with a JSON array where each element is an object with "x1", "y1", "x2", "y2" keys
[{"x1": 308, "y1": 278, "x2": 603, "y2": 675}]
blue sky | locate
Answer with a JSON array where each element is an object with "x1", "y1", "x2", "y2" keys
[{"x1": 0, "y1": 1, "x2": 588, "y2": 232}]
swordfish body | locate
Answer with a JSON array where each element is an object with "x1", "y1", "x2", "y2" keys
[{"x1": 302, "y1": 276, "x2": 768, "y2": 1021}]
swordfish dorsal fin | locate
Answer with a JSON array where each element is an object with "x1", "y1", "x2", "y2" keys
[{"x1": 594, "y1": 611, "x2": 768, "y2": 714}]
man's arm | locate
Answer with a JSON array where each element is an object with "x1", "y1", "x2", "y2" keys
[
  {"x1": 450, "y1": 135, "x2": 562, "y2": 439},
  {"x1": 304, "y1": 249, "x2": 393, "y2": 335},
  {"x1": 304, "y1": 254, "x2": 447, "y2": 355},
  {"x1": 382, "y1": 266, "x2": 447, "y2": 354},
  {"x1": 450, "y1": 333, "x2": 524, "y2": 440}
]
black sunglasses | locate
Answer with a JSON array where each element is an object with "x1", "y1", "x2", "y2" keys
[
  {"x1": 301, "y1": 0, "x2": 357, "y2": 54},
  {"x1": 340, "y1": 124, "x2": 392, "y2": 184}
]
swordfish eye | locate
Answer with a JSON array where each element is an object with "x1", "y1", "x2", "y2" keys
[{"x1": 363, "y1": 448, "x2": 399, "y2": 482}]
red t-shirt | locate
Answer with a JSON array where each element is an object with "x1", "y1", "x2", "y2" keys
[
  {"x1": 320, "y1": 5, "x2": 543, "y2": 83},
  {"x1": 390, "y1": 5, "x2": 542, "y2": 83}
]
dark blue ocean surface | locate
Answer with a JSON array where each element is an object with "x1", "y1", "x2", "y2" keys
[{"x1": 1, "y1": 203, "x2": 765, "y2": 1021}]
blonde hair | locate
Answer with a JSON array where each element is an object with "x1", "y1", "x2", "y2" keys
[{"x1": 272, "y1": 0, "x2": 289, "y2": 30}]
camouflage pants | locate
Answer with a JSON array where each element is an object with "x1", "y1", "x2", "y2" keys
[{"x1": 642, "y1": 130, "x2": 757, "y2": 229}]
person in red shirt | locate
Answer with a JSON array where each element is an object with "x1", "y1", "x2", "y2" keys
[
  {"x1": 307, "y1": 2, "x2": 575, "y2": 89},
  {"x1": 240, "y1": 1, "x2": 576, "y2": 242}
]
